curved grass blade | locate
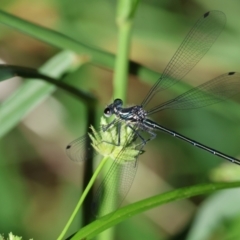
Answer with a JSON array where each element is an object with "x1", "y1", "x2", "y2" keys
[
  {"x1": 0, "y1": 10, "x2": 161, "y2": 86},
  {"x1": 0, "y1": 51, "x2": 76, "y2": 138},
  {"x1": 70, "y1": 181, "x2": 240, "y2": 240},
  {"x1": 0, "y1": 65, "x2": 95, "y2": 104}
]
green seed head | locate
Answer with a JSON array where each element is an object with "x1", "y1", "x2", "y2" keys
[{"x1": 89, "y1": 117, "x2": 141, "y2": 163}]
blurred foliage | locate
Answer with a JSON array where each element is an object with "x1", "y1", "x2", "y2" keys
[
  {"x1": 0, "y1": 0, "x2": 240, "y2": 240},
  {"x1": 0, "y1": 232, "x2": 33, "y2": 240}
]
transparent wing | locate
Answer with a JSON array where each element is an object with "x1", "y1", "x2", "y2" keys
[
  {"x1": 66, "y1": 133, "x2": 95, "y2": 163},
  {"x1": 92, "y1": 125, "x2": 144, "y2": 217},
  {"x1": 147, "y1": 72, "x2": 240, "y2": 115},
  {"x1": 142, "y1": 11, "x2": 226, "y2": 108},
  {"x1": 92, "y1": 159, "x2": 139, "y2": 217},
  {"x1": 66, "y1": 118, "x2": 124, "y2": 162},
  {"x1": 66, "y1": 120, "x2": 143, "y2": 217}
]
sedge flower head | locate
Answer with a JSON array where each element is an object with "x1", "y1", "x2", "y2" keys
[{"x1": 89, "y1": 117, "x2": 141, "y2": 163}]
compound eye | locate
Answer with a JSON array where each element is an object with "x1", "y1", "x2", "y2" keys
[
  {"x1": 114, "y1": 99, "x2": 123, "y2": 107},
  {"x1": 104, "y1": 107, "x2": 112, "y2": 117}
]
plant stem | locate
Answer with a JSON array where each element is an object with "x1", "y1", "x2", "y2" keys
[
  {"x1": 57, "y1": 156, "x2": 109, "y2": 240},
  {"x1": 0, "y1": 65, "x2": 96, "y2": 105},
  {"x1": 102, "y1": 20, "x2": 133, "y2": 239},
  {"x1": 113, "y1": 20, "x2": 132, "y2": 100},
  {"x1": 98, "y1": 1, "x2": 139, "y2": 240}
]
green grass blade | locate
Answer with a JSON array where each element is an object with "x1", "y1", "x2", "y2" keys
[
  {"x1": 0, "y1": 10, "x2": 160, "y2": 85},
  {"x1": 0, "y1": 10, "x2": 113, "y2": 69},
  {"x1": 70, "y1": 181, "x2": 240, "y2": 240},
  {"x1": 0, "y1": 50, "x2": 77, "y2": 138}
]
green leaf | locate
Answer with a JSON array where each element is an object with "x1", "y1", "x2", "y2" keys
[
  {"x1": 0, "y1": 50, "x2": 77, "y2": 138},
  {"x1": 70, "y1": 182, "x2": 240, "y2": 240},
  {"x1": 0, "y1": 10, "x2": 160, "y2": 85},
  {"x1": 0, "y1": 10, "x2": 113, "y2": 68}
]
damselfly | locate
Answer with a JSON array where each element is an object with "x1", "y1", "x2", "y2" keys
[{"x1": 66, "y1": 11, "x2": 240, "y2": 217}]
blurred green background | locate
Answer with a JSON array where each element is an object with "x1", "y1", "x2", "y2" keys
[{"x1": 1, "y1": 0, "x2": 240, "y2": 239}]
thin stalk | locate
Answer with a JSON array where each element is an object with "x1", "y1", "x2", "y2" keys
[
  {"x1": 0, "y1": 65, "x2": 95, "y2": 105},
  {"x1": 113, "y1": 20, "x2": 132, "y2": 100},
  {"x1": 82, "y1": 106, "x2": 96, "y2": 226},
  {"x1": 57, "y1": 156, "x2": 109, "y2": 240},
  {"x1": 98, "y1": 1, "x2": 139, "y2": 239},
  {"x1": 98, "y1": 20, "x2": 132, "y2": 240}
]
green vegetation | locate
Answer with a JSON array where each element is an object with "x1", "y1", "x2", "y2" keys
[{"x1": 0, "y1": 1, "x2": 240, "y2": 240}]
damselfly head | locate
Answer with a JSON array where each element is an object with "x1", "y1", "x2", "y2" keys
[{"x1": 104, "y1": 99, "x2": 123, "y2": 117}]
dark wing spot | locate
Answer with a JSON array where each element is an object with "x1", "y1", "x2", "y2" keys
[
  {"x1": 66, "y1": 145, "x2": 71, "y2": 149},
  {"x1": 228, "y1": 72, "x2": 235, "y2": 75},
  {"x1": 204, "y1": 12, "x2": 210, "y2": 18}
]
